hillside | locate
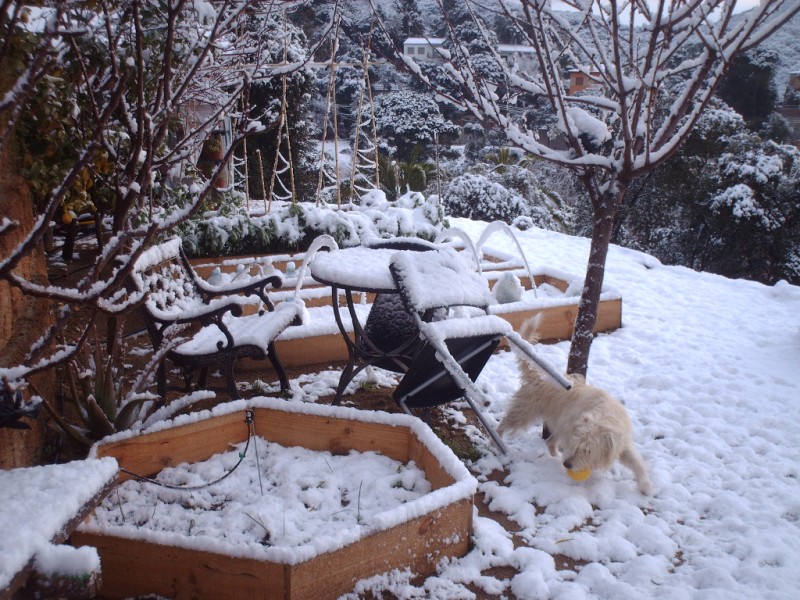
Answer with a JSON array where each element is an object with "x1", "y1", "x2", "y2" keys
[{"x1": 759, "y1": 10, "x2": 800, "y2": 95}]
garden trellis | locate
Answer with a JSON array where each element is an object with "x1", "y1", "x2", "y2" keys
[
  {"x1": 267, "y1": 13, "x2": 298, "y2": 214},
  {"x1": 347, "y1": 25, "x2": 382, "y2": 205},
  {"x1": 316, "y1": 15, "x2": 344, "y2": 207}
]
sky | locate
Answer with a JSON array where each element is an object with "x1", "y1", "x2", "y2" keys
[{"x1": 4, "y1": 217, "x2": 799, "y2": 598}]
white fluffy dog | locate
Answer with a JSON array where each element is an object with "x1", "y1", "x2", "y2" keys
[{"x1": 498, "y1": 320, "x2": 653, "y2": 495}]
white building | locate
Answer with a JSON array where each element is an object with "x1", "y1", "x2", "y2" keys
[
  {"x1": 403, "y1": 37, "x2": 447, "y2": 61},
  {"x1": 403, "y1": 37, "x2": 536, "y2": 69}
]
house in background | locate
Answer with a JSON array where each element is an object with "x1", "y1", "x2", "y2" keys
[
  {"x1": 403, "y1": 37, "x2": 446, "y2": 61},
  {"x1": 778, "y1": 70, "x2": 800, "y2": 147},
  {"x1": 402, "y1": 37, "x2": 536, "y2": 71},
  {"x1": 567, "y1": 68, "x2": 603, "y2": 95}
]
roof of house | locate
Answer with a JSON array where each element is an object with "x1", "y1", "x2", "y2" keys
[
  {"x1": 404, "y1": 37, "x2": 445, "y2": 46},
  {"x1": 403, "y1": 38, "x2": 534, "y2": 56}
]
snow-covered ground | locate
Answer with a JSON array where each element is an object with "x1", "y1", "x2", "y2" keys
[
  {"x1": 324, "y1": 219, "x2": 799, "y2": 599},
  {"x1": 4, "y1": 218, "x2": 799, "y2": 599}
]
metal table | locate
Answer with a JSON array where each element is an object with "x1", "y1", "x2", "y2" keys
[{"x1": 309, "y1": 246, "x2": 429, "y2": 404}]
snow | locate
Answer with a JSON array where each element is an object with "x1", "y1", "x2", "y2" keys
[
  {"x1": 562, "y1": 107, "x2": 612, "y2": 145},
  {"x1": 309, "y1": 247, "x2": 413, "y2": 292},
  {"x1": 87, "y1": 439, "x2": 433, "y2": 562},
  {"x1": 33, "y1": 544, "x2": 100, "y2": 577},
  {"x1": 390, "y1": 247, "x2": 495, "y2": 311},
  {"x1": 348, "y1": 218, "x2": 799, "y2": 599},
  {"x1": 4, "y1": 217, "x2": 800, "y2": 597},
  {"x1": 0, "y1": 458, "x2": 118, "y2": 589},
  {"x1": 305, "y1": 218, "x2": 800, "y2": 599}
]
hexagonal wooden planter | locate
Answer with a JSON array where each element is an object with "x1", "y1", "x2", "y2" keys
[{"x1": 71, "y1": 399, "x2": 477, "y2": 600}]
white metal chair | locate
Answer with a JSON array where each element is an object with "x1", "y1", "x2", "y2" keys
[{"x1": 389, "y1": 247, "x2": 571, "y2": 453}]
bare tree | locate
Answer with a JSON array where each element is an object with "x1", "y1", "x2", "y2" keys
[
  {"x1": 0, "y1": 1, "x2": 332, "y2": 412},
  {"x1": 372, "y1": 0, "x2": 800, "y2": 375}
]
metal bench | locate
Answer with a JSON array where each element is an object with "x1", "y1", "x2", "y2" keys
[{"x1": 131, "y1": 238, "x2": 301, "y2": 401}]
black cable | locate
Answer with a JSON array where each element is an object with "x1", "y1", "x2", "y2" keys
[{"x1": 118, "y1": 410, "x2": 256, "y2": 492}]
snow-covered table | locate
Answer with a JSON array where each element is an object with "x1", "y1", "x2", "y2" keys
[
  {"x1": 309, "y1": 246, "x2": 405, "y2": 294},
  {"x1": 309, "y1": 245, "x2": 433, "y2": 403},
  {"x1": 0, "y1": 458, "x2": 118, "y2": 599}
]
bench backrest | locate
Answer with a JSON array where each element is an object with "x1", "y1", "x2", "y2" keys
[{"x1": 132, "y1": 238, "x2": 206, "y2": 323}]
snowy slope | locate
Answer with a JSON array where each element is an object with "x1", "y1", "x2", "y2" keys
[{"x1": 332, "y1": 218, "x2": 800, "y2": 599}]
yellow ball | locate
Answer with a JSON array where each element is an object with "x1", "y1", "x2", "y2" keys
[{"x1": 567, "y1": 468, "x2": 592, "y2": 482}]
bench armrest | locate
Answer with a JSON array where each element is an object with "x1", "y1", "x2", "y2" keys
[{"x1": 178, "y1": 246, "x2": 283, "y2": 309}]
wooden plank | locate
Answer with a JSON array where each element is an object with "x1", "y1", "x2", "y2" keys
[
  {"x1": 287, "y1": 497, "x2": 473, "y2": 599},
  {"x1": 71, "y1": 531, "x2": 287, "y2": 600},
  {"x1": 270, "y1": 332, "x2": 349, "y2": 368},
  {"x1": 498, "y1": 297, "x2": 622, "y2": 343},
  {"x1": 406, "y1": 433, "x2": 457, "y2": 491},
  {"x1": 241, "y1": 297, "x2": 619, "y2": 372},
  {"x1": 252, "y1": 408, "x2": 412, "y2": 463},
  {"x1": 94, "y1": 407, "x2": 415, "y2": 478},
  {"x1": 94, "y1": 410, "x2": 249, "y2": 480},
  {"x1": 73, "y1": 498, "x2": 472, "y2": 600}
]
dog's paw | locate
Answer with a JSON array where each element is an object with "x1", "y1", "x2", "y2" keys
[{"x1": 637, "y1": 477, "x2": 654, "y2": 496}]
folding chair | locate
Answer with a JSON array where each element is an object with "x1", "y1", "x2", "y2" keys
[{"x1": 389, "y1": 247, "x2": 571, "y2": 454}]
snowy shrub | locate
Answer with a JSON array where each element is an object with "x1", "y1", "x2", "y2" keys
[
  {"x1": 180, "y1": 198, "x2": 445, "y2": 258},
  {"x1": 761, "y1": 113, "x2": 793, "y2": 143},
  {"x1": 444, "y1": 174, "x2": 529, "y2": 223},
  {"x1": 493, "y1": 167, "x2": 573, "y2": 231},
  {"x1": 442, "y1": 167, "x2": 573, "y2": 231},
  {"x1": 710, "y1": 136, "x2": 797, "y2": 232}
]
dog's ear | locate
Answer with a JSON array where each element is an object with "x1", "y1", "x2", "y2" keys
[{"x1": 594, "y1": 432, "x2": 618, "y2": 468}]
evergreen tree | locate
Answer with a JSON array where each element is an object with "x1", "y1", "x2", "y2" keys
[
  {"x1": 370, "y1": 91, "x2": 459, "y2": 161},
  {"x1": 716, "y1": 48, "x2": 779, "y2": 130}
]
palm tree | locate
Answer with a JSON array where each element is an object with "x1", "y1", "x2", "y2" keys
[{"x1": 485, "y1": 147, "x2": 530, "y2": 174}]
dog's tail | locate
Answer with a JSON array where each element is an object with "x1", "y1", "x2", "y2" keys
[
  {"x1": 510, "y1": 315, "x2": 543, "y2": 368},
  {"x1": 513, "y1": 315, "x2": 574, "y2": 390},
  {"x1": 519, "y1": 314, "x2": 543, "y2": 345}
]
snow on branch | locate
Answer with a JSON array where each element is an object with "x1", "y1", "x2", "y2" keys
[
  {"x1": 373, "y1": 0, "x2": 800, "y2": 180},
  {"x1": 0, "y1": 0, "x2": 333, "y2": 387}
]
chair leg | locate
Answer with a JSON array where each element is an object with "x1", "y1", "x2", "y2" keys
[
  {"x1": 184, "y1": 367, "x2": 199, "y2": 393},
  {"x1": 197, "y1": 366, "x2": 209, "y2": 389},
  {"x1": 157, "y1": 362, "x2": 167, "y2": 404},
  {"x1": 333, "y1": 359, "x2": 356, "y2": 405},
  {"x1": 461, "y1": 394, "x2": 508, "y2": 454},
  {"x1": 267, "y1": 343, "x2": 290, "y2": 395},
  {"x1": 223, "y1": 359, "x2": 239, "y2": 400}
]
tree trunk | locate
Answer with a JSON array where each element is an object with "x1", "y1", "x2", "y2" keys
[
  {"x1": 0, "y1": 146, "x2": 54, "y2": 467},
  {"x1": 567, "y1": 190, "x2": 620, "y2": 376}
]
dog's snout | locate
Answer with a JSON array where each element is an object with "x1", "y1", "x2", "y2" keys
[{"x1": 563, "y1": 459, "x2": 573, "y2": 470}]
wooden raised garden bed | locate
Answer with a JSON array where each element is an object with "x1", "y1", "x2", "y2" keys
[
  {"x1": 71, "y1": 399, "x2": 477, "y2": 600},
  {"x1": 188, "y1": 250, "x2": 622, "y2": 369}
]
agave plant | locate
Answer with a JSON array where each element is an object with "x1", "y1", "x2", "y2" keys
[{"x1": 40, "y1": 325, "x2": 180, "y2": 446}]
